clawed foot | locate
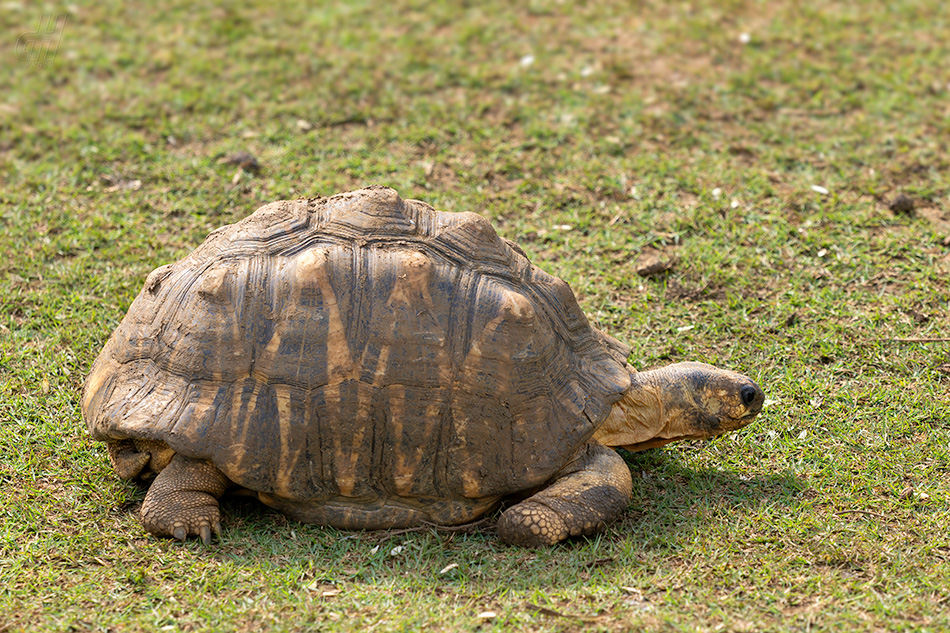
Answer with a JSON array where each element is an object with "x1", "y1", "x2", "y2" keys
[
  {"x1": 496, "y1": 443, "x2": 632, "y2": 547},
  {"x1": 497, "y1": 500, "x2": 572, "y2": 547},
  {"x1": 142, "y1": 499, "x2": 222, "y2": 545},
  {"x1": 139, "y1": 454, "x2": 230, "y2": 544}
]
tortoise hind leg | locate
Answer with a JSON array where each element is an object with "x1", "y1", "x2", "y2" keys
[
  {"x1": 140, "y1": 454, "x2": 230, "y2": 545},
  {"x1": 497, "y1": 442, "x2": 632, "y2": 547}
]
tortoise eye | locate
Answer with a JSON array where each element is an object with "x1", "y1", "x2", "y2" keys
[{"x1": 740, "y1": 385, "x2": 757, "y2": 406}]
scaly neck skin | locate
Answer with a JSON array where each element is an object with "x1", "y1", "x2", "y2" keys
[{"x1": 593, "y1": 366, "x2": 695, "y2": 452}]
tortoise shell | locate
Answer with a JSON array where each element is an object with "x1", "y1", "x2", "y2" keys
[{"x1": 82, "y1": 186, "x2": 631, "y2": 517}]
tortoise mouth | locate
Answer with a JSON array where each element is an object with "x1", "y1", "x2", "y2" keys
[{"x1": 735, "y1": 412, "x2": 761, "y2": 426}]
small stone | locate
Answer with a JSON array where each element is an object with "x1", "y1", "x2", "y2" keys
[
  {"x1": 103, "y1": 177, "x2": 142, "y2": 193},
  {"x1": 636, "y1": 251, "x2": 676, "y2": 277},
  {"x1": 221, "y1": 151, "x2": 261, "y2": 174},
  {"x1": 888, "y1": 193, "x2": 915, "y2": 215}
]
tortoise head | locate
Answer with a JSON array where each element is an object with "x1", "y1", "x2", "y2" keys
[{"x1": 593, "y1": 362, "x2": 764, "y2": 452}]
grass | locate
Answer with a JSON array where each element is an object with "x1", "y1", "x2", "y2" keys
[{"x1": 1, "y1": 0, "x2": 948, "y2": 630}]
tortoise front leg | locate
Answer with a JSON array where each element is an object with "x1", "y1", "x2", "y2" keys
[
  {"x1": 497, "y1": 442, "x2": 632, "y2": 547},
  {"x1": 140, "y1": 454, "x2": 230, "y2": 545},
  {"x1": 107, "y1": 440, "x2": 151, "y2": 480}
]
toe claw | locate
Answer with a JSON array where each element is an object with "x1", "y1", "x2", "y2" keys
[
  {"x1": 199, "y1": 525, "x2": 212, "y2": 545},
  {"x1": 173, "y1": 527, "x2": 187, "y2": 541},
  {"x1": 213, "y1": 521, "x2": 222, "y2": 536}
]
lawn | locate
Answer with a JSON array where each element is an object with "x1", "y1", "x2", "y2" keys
[{"x1": 1, "y1": 1, "x2": 948, "y2": 631}]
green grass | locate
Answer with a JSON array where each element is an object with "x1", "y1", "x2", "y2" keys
[{"x1": 2, "y1": 0, "x2": 949, "y2": 630}]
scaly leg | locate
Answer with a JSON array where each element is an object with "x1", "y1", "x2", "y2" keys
[
  {"x1": 497, "y1": 442, "x2": 632, "y2": 547},
  {"x1": 140, "y1": 454, "x2": 230, "y2": 545}
]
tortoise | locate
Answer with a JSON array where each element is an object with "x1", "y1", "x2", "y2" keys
[{"x1": 82, "y1": 186, "x2": 764, "y2": 547}]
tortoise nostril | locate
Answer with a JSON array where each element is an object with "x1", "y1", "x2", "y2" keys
[{"x1": 740, "y1": 385, "x2": 758, "y2": 406}]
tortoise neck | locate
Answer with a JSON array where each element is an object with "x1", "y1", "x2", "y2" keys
[{"x1": 592, "y1": 367, "x2": 677, "y2": 452}]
